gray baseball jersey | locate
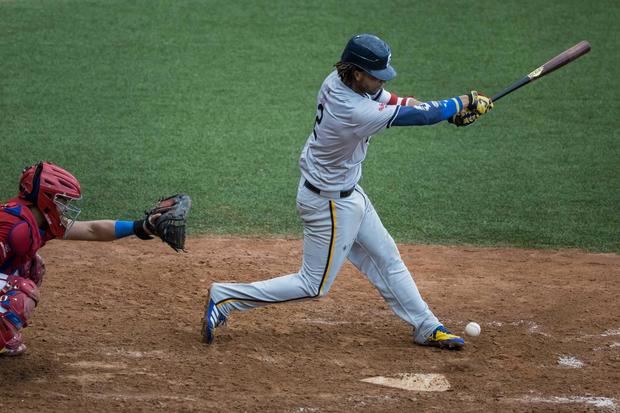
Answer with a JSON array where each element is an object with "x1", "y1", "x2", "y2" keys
[{"x1": 299, "y1": 70, "x2": 399, "y2": 191}]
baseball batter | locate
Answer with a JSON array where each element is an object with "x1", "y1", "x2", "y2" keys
[
  {"x1": 0, "y1": 161, "x2": 189, "y2": 356},
  {"x1": 203, "y1": 34, "x2": 493, "y2": 349}
]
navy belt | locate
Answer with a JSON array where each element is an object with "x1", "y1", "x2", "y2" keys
[{"x1": 304, "y1": 180, "x2": 354, "y2": 198}]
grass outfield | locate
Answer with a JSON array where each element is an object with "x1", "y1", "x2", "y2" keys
[{"x1": 1, "y1": 0, "x2": 618, "y2": 251}]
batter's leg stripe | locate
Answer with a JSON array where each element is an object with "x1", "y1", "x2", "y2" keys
[
  {"x1": 215, "y1": 297, "x2": 307, "y2": 306},
  {"x1": 216, "y1": 294, "x2": 313, "y2": 306},
  {"x1": 317, "y1": 200, "x2": 336, "y2": 296},
  {"x1": 213, "y1": 201, "x2": 337, "y2": 307}
]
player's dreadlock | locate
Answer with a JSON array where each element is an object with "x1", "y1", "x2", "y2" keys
[{"x1": 335, "y1": 61, "x2": 359, "y2": 86}]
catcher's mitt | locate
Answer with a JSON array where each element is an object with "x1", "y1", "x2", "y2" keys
[{"x1": 143, "y1": 194, "x2": 191, "y2": 252}]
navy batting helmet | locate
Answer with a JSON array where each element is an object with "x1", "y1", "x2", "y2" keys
[{"x1": 340, "y1": 34, "x2": 396, "y2": 81}]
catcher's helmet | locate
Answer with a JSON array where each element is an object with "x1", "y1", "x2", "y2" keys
[
  {"x1": 19, "y1": 161, "x2": 81, "y2": 238},
  {"x1": 340, "y1": 34, "x2": 396, "y2": 81}
]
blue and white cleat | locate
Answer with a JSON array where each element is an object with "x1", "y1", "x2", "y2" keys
[
  {"x1": 201, "y1": 291, "x2": 227, "y2": 344},
  {"x1": 423, "y1": 325, "x2": 465, "y2": 350}
]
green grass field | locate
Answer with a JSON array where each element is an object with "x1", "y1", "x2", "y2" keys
[{"x1": 1, "y1": 0, "x2": 618, "y2": 251}]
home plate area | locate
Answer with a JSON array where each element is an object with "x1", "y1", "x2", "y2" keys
[
  {"x1": 3, "y1": 237, "x2": 619, "y2": 412},
  {"x1": 362, "y1": 373, "x2": 451, "y2": 392}
]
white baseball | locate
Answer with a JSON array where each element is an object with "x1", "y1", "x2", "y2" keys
[{"x1": 465, "y1": 322, "x2": 481, "y2": 337}]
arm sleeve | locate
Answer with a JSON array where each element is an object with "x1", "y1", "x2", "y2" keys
[{"x1": 391, "y1": 97, "x2": 463, "y2": 126}]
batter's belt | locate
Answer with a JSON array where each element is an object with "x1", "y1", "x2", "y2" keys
[{"x1": 304, "y1": 180, "x2": 354, "y2": 199}]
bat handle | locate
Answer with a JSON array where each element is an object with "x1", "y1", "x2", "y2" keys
[{"x1": 491, "y1": 76, "x2": 530, "y2": 102}]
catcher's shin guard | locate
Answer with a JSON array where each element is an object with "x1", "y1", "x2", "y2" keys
[
  {"x1": 0, "y1": 331, "x2": 26, "y2": 356},
  {"x1": 0, "y1": 274, "x2": 40, "y2": 356}
]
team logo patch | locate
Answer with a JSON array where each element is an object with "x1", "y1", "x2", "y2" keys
[
  {"x1": 378, "y1": 103, "x2": 386, "y2": 111},
  {"x1": 414, "y1": 102, "x2": 431, "y2": 111}
]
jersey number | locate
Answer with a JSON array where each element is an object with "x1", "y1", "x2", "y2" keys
[{"x1": 312, "y1": 103, "x2": 324, "y2": 140}]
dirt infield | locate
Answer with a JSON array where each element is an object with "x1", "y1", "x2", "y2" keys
[{"x1": 3, "y1": 237, "x2": 619, "y2": 412}]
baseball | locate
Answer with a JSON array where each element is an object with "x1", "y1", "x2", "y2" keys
[{"x1": 465, "y1": 322, "x2": 481, "y2": 337}]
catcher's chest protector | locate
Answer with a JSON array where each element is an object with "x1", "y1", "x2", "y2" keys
[{"x1": 0, "y1": 201, "x2": 44, "y2": 274}]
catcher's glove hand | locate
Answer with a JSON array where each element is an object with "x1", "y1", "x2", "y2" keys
[
  {"x1": 449, "y1": 90, "x2": 493, "y2": 127},
  {"x1": 137, "y1": 194, "x2": 192, "y2": 252}
]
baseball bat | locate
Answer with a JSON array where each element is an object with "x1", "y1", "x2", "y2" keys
[{"x1": 491, "y1": 40, "x2": 591, "y2": 102}]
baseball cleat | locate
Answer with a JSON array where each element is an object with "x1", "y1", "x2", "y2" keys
[
  {"x1": 0, "y1": 333, "x2": 27, "y2": 357},
  {"x1": 1, "y1": 343, "x2": 27, "y2": 356},
  {"x1": 201, "y1": 292, "x2": 226, "y2": 344},
  {"x1": 424, "y1": 325, "x2": 465, "y2": 350}
]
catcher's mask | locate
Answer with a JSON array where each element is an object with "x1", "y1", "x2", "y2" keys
[
  {"x1": 19, "y1": 161, "x2": 82, "y2": 238},
  {"x1": 340, "y1": 33, "x2": 396, "y2": 81}
]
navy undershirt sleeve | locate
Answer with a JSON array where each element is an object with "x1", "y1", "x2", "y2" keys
[{"x1": 391, "y1": 97, "x2": 463, "y2": 126}]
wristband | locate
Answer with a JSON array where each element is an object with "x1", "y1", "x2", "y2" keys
[
  {"x1": 114, "y1": 221, "x2": 135, "y2": 239},
  {"x1": 133, "y1": 220, "x2": 154, "y2": 240},
  {"x1": 451, "y1": 96, "x2": 463, "y2": 113}
]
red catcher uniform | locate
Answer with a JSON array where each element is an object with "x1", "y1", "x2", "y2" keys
[
  {"x1": 0, "y1": 197, "x2": 51, "y2": 278},
  {"x1": 1, "y1": 161, "x2": 81, "y2": 356},
  {"x1": 0, "y1": 199, "x2": 46, "y2": 356}
]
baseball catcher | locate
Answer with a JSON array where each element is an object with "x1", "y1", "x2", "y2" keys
[{"x1": 0, "y1": 161, "x2": 191, "y2": 356}]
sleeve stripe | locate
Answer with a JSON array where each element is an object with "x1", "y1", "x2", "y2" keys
[
  {"x1": 387, "y1": 93, "x2": 398, "y2": 105},
  {"x1": 386, "y1": 105, "x2": 401, "y2": 128},
  {"x1": 452, "y1": 97, "x2": 461, "y2": 112}
]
